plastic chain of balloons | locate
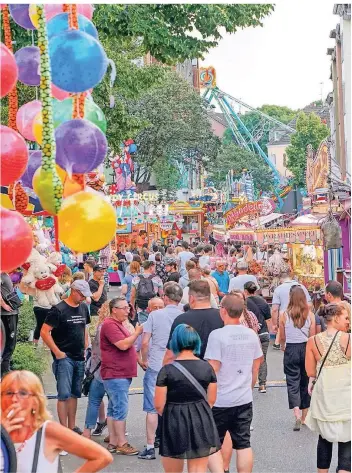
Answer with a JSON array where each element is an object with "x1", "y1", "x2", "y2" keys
[
  {"x1": 2, "y1": 5, "x2": 18, "y2": 130},
  {"x1": 37, "y1": 4, "x2": 63, "y2": 214}
]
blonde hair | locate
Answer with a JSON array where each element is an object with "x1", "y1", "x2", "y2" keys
[
  {"x1": 339, "y1": 301, "x2": 351, "y2": 325},
  {"x1": 72, "y1": 271, "x2": 85, "y2": 281},
  {"x1": 129, "y1": 261, "x2": 140, "y2": 275},
  {"x1": 1, "y1": 371, "x2": 51, "y2": 430},
  {"x1": 59, "y1": 266, "x2": 72, "y2": 284},
  {"x1": 98, "y1": 300, "x2": 111, "y2": 325}
]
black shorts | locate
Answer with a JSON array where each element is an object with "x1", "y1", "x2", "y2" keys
[{"x1": 212, "y1": 402, "x2": 252, "y2": 450}]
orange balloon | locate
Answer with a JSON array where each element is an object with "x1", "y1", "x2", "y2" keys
[{"x1": 63, "y1": 174, "x2": 85, "y2": 198}]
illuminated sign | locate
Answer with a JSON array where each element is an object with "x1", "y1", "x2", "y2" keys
[{"x1": 225, "y1": 199, "x2": 275, "y2": 229}]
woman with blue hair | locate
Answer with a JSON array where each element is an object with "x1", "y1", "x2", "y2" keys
[{"x1": 154, "y1": 324, "x2": 221, "y2": 472}]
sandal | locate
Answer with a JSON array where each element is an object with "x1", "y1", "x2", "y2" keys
[
  {"x1": 107, "y1": 443, "x2": 117, "y2": 453},
  {"x1": 293, "y1": 418, "x2": 301, "y2": 431}
]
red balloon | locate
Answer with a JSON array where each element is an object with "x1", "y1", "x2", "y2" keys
[
  {"x1": 0, "y1": 43, "x2": 18, "y2": 98},
  {"x1": 0, "y1": 125, "x2": 29, "y2": 185},
  {"x1": 0, "y1": 207, "x2": 33, "y2": 272},
  {"x1": 51, "y1": 83, "x2": 70, "y2": 101}
]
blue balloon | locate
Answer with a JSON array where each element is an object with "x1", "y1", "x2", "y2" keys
[
  {"x1": 129, "y1": 144, "x2": 137, "y2": 154},
  {"x1": 49, "y1": 30, "x2": 108, "y2": 93},
  {"x1": 47, "y1": 13, "x2": 98, "y2": 41}
]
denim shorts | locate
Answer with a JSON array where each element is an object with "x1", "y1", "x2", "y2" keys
[
  {"x1": 103, "y1": 378, "x2": 132, "y2": 421},
  {"x1": 143, "y1": 368, "x2": 158, "y2": 414},
  {"x1": 52, "y1": 357, "x2": 85, "y2": 401}
]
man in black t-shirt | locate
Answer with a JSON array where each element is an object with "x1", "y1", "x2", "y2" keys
[
  {"x1": 163, "y1": 280, "x2": 223, "y2": 364},
  {"x1": 41, "y1": 280, "x2": 91, "y2": 434},
  {"x1": 165, "y1": 260, "x2": 180, "y2": 283},
  {"x1": 89, "y1": 265, "x2": 107, "y2": 316},
  {"x1": 244, "y1": 281, "x2": 272, "y2": 393}
]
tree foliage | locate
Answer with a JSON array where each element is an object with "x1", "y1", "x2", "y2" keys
[
  {"x1": 286, "y1": 112, "x2": 329, "y2": 187},
  {"x1": 210, "y1": 142, "x2": 274, "y2": 194}
]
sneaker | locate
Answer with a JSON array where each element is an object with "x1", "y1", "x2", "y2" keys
[
  {"x1": 293, "y1": 418, "x2": 301, "y2": 431},
  {"x1": 72, "y1": 426, "x2": 82, "y2": 435},
  {"x1": 154, "y1": 437, "x2": 160, "y2": 449},
  {"x1": 138, "y1": 447, "x2": 156, "y2": 460},
  {"x1": 92, "y1": 420, "x2": 107, "y2": 436},
  {"x1": 250, "y1": 424, "x2": 254, "y2": 431},
  {"x1": 259, "y1": 385, "x2": 267, "y2": 393},
  {"x1": 59, "y1": 450, "x2": 68, "y2": 456},
  {"x1": 107, "y1": 444, "x2": 117, "y2": 453},
  {"x1": 116, "y1": 443, "x2": 139, "y2": 456},
  {"x1": 104, "y1": 435, "x2": 110, "y2": 443},
  {"x1": 273, "y1": 343, "x2": 281, "y2": 350}
]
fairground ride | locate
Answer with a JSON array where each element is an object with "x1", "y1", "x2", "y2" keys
[{"x1": 200, "y1": 67, "x2": 295, "y2": 208}]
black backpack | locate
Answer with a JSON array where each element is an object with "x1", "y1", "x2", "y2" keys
[{"x1": 136, "y1": 275, "x2": 156, "y2": 310}]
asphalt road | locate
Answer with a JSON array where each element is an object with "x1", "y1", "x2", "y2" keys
[{"x1": 45, "y1": 286, "x2": 338, "y2": 473}]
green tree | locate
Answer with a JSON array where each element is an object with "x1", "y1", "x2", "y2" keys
[
  {"x1": 210, "y1": 142, "x2": 274, "y2": 193},
  {"x1": 151, "y1": 158, "x2": 181, "y2": 191},
  {"x1": 286, "y1": 112, "x2": 329, "y2": 187}
]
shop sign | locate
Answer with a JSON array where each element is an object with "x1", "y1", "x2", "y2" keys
[
  {"x1": 229, "y1": 232, "x2": 255, "y2": 242},
  {"x1": 225, "y1": 199, "x2": 275, "y2": 229},
  {"x1": 306, "y1": 141, "x2": 329, "y2": 195},
  {"x1": 213, "y1": 231, "x2": 226, "y2": 242},
  {"x1": 160, "y1": 223, "x2": 173, "y2": 231},
  {"x1": 256, "y1": 228, "x2": 321, "y2": 245}
]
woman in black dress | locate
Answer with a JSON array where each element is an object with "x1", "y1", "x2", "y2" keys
[{"x1": 154, "y1": 324, "x2": 221, "y2": 473}]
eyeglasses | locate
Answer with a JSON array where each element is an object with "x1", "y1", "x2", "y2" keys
[
  {"x1": 113, "y1": 306, "x2": 130, "y2": 311},
  {"x1": 3, "y1": 390, "x2": 35, "y2": 399}
]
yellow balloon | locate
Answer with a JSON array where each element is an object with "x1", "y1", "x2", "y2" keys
[
  {"x1": 32, "y1": 165, "x2": 67, "y2": 215},
  {"x1": 29, "y1": 4, "x2": 39, "y2": 29},
  {"x1": 32, "y1": 112, "x2": 43, "y2": 145},
  {"x1": 58, "y1": 192, "x2": 116, "y2": 253}
]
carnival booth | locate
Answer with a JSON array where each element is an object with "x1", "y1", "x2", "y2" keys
[{"x1": 169, "y1": 200, "x2": 205, "y2": 243}]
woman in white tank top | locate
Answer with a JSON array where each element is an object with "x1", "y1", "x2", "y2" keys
[
  {"x1": 1, "y1": 370, "x2": 112, "y2": 473},
  {"x1": 279, "y1": 285, "x2": 315, "y2": 431}
]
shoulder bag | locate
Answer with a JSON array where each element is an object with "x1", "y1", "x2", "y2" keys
[
  {"x1": 172, "y1": 361, "x2": 208, "y2": 401},
  {"x1": 312, "y1": 331, "x2": 339, "y2": 386},
  {"x1": 82, "y1": 361, "x2": 101, "y2": 396},
  {"x1": 31, "y1": 426, "x2": 43, "y2": 473}
]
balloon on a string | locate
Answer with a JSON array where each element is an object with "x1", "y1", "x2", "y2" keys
[
  {"x1": 47, "y1": 13, "x2": 98, "y2": 40},
  {"x1": 49, "y1": 30, "x2": 108, "y2": 93},
  {"x1": 0, "y1": 207, "x2": 34, "y2": 272},
  {"x1": 0, "y1": 125, "x2": 29, "y2": 186},
  {"x1": 55, "y1": 119, "x2": 108, "y2": 174},
  {"x1": 20, "y1": 150, "x2": 42, "y2": 189},
  {"x1": 58, "y1": 192, "x2": 116, "y2": 253},
  {"x1": 32, "y1": 165, "x2": 67, "y2": 215},
  {"x1": 32, "y1": 111, "x2": 43, "y2": 145},
  {"x1": 53, "y1": 97, "x2": 107, "y2": 133},
  {"x1": 129, "y1": 144, "x2": 137, "y2": 154},
  {"x1": 15, "y1": 46, "x2": 40, "y2": 86},
  {"x1": 51, "y1": 83, "x2": 70, "y2": 101},
  {"x1": 16, "y1": 100, "x2": 42, "y2": 141},
  {"x1": 0, "y1": 43, "x2": 18, "y2": 98},
  {"x1": 9, "y1": 4, "x2": 35, "y2": 30}
]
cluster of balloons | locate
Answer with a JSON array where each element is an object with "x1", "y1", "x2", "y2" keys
[{"x1": 0, "y1": 4, "x2": 116, "y2": 272}]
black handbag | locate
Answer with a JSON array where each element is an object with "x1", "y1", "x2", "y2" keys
[
  {"x1": 2, "y1": 290, "x2": 22, "y2": 311},
  {"x1": 82, "y1": 362, "x2": 101, "y2": 396}
]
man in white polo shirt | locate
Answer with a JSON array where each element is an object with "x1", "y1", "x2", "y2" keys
[{"x1": 205, "y1": 294, "x2": 263, "y2": 473}]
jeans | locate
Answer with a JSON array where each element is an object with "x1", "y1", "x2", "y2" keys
[
  {"x1": 85, "y1": 377, "x2": 106, "y2": 429},
  {"x1": 258, "y1": 334, "x2": 270, "y2": 386},
  {"x1": 143, "y1": 368, "x2": 158, "y2": 413},
  {"x1": 52, "y1": 357, "x2": 85, "y2": 401},
  {"x1": 1, "y1": 314, "x2": 18, "y2": 374},
  {"x1": 103, "y1": 378, "x2": 132, "y2": 421}
]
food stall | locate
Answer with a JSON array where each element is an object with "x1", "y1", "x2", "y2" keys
[{"x1": 169, "y1": 200, "x2": 205, "y2": 242}]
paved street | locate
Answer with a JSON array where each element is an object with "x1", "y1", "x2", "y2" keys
[{"x1": 43, "y1": 287, "x2": 338, "y2": 473}]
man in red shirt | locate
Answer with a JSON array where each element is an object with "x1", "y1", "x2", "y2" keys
[{"x1": 100, "y1": 296, "x2": 143, "y2": 455}]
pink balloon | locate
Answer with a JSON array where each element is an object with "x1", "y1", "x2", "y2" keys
[
  {"x1": 51, "y1": 83, "x2": 70, "y2": 101},
  {"x1": 77, "y1": 4, "x2": 94, "y2": 20},
  {"x1": 0, "y1": 5, "x2": 7, "y2": 10},
  {"x1": 44, "y1": 4, "x2": 64, "y2": 22},
  {"x1": 16, "y1": 100, "x2": 42, "y2": 141}
]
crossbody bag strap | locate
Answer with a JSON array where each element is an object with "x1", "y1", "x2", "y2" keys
[
  {"x1": 90, "y1": 361, "x2": 101, "y2": 376},
  {"x1": 172, "y1": 362, "x2": 208, "y2": 401},
  {"x1": 315, "y1": 331, "x2": 339, "y2": 383},
  {"x1": 31, "y1": 426, "x2": 43, "y2": 473}
]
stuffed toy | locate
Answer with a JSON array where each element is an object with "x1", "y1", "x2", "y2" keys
[
  {"x1": 24, "y1": 262, "x2": 63, "y2": 308},
  {"x1": 47, "y1": 251, "x2": 67, "y2": 277},
  {"x1": 22, "y1": 247, "x2": 47, "y2": 272}
]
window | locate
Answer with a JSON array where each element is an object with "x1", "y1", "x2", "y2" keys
[
  {"x1": 271, "y1": 154, "x2": 276, "y2": 165},
  {"x1": 283, "y1": 153, "x2": 287, "y2": 167}
]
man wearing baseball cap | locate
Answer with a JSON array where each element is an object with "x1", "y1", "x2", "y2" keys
[
  {"x1": 41, "y1": 280, "x2": 92, "y2": 444},
  {"x1": 89, "y1": 265, "x2": 108, "y2": 316}
]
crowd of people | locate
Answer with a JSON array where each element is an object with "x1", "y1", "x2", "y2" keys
[{"x1": 0, "y1": 236, "x2": 351, "y2": 473}]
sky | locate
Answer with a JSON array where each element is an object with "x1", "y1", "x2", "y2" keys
[{"x1": 200, "y1": 1, "x2": 338, "y2": 110}]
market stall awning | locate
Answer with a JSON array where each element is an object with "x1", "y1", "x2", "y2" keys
[
  {"x1": 169, "y1": 200, "x2": 204, "y2": 215},
  {"x1": 290, "y1": 214, "x2": 322, "y2": 226},
  {"x1": 257, "y1": 213, "x2": 283, "y2": 227}
]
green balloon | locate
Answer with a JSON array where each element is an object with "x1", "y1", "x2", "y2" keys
[{"x1": 52, "y1": 97, "x2": 107, "y2": 133}]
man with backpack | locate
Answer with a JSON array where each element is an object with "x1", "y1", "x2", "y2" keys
[{"x1": 130, "y1": 261, "x2": 163, "y2": 321}]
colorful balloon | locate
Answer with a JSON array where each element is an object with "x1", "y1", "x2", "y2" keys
[
  {"x1": 20, "y1": 150, "x2": 42, "y2": 189},
  {"x1": 16, "y1": 100, "x2": 42, "y2": 141},
  {"x1": 55, "y1": 119, "x2": 107, "y2": 174},
  {"x1": 0, "y1": 207, "x2": 33, "y2": 272},
  {"x1": 51, "y1": 83, "x2": 70, "y2": 101},
  {"x1": 53, "y1": 97, "x2": 106, "y2": 133},
  {"x1": 32, "y1": 165, "x2": 67, "y2": 215},
  {"x1": 0, "y1": 42, "x2": 18, "y2": 98},
  {"x1": 9, "y1": 4, "x2": 35, "y2": 30},
  {"x1": 15, "y1": 46, "x2": 40, "y2": 86},
  {"x1": 47, "y1": 13, "x2": 98, "y2": 40},
  {"x1": 32, "y1": 111, "x2": 43, "y2": 145},
  {"x1": 49, "y1": 30, "x2": 108, "y2": 93},
  {"x1": 58, "y1": 192, "x2": 116, "y2": 253},
  {"x1": 0, "y1": 125, "x2": 29, "y2": 186},
  {"x1": 77, "y1": 4, "x2": 94, "y2": 20},
  {"x1": 129, "y1": 144, "x2": 137, "y2": 154},
  {"x1": 29, "y1": 5, "x2": 93, "y2": 28}
]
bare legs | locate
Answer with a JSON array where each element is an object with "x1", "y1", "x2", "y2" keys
[
  {"x1": 162, "y1": 456, "x2": 210, "y2": 473},
  {"x1": 146, "y1": 412, "x2": 158, "y2": 445},
  {"x1": 57, "y1": 398, "x2": 77, "y2": 430}
]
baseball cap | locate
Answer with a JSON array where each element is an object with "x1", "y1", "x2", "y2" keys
[
  {"x1": 93, "y1": 265, "x2": 105, "y2": 272},
  {"x1": 71, "y1": 280, "x2": 92, "y2": 297}
]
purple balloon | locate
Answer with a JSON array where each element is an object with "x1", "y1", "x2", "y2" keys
[
  {"x1": 55, "y1": 119, "x2": 107, "y2": 174},
  {"x1": 20, "y1": 150, "x2": 42, "y2": 189},
  {"x1": 15, "y1": 46, "x2": 40, "y2": 86},
  {"x1": 9, "y1": 4, "x2": 36, "y2": 30}
]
